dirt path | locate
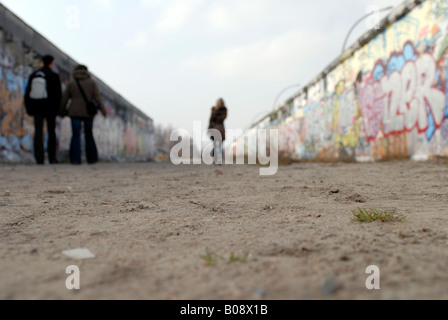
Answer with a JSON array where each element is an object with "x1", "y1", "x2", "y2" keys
[{"x1": 1, "y1": 159, "x2": 447, "y2": 300}]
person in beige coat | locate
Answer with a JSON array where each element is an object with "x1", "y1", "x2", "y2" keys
[{"x1": 60, "y1": 65, "x2": 107, "y2": 165}]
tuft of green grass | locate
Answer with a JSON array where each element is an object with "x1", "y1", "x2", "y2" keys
[
  {"x1": 201, "y1": 248, "x2": 218, "y2": 267},
  {"x1": 227, "y1": 252, "x2": 249, "y2": 264},
  {"x1": 201, "y1": 248, "x2": 249, "y2": 267},
  {"x1": 351, "y1": 207, "x2": 406, "y2": 223}
]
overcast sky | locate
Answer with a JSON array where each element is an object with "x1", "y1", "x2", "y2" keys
[{"x1": 1, "y1": 0, "x2": 405, "y2": 134}]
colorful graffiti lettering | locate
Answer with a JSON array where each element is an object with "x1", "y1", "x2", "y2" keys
[
  {"x1": 362, "y1": 42, "x2": 446, "y2": 142},
  {"x1": 254, "y1": 1, "x2": 448, "y2": 161}
]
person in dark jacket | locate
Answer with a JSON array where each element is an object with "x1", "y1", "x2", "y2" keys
[
  {"x1": 60, "y1": 65, "x2": 107, "y2": 165},
  {"x1": 208, "y1": 98, "x2": 228, "y2": 164},
  {"x1": 24, "y1": 55, "x2": 62, "y2": 165}
]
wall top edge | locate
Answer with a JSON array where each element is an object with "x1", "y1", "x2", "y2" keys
[
  {"x1": 250, "y1": 0, "x2": 424, "y2": 128},
  {"x1": 0, "y1": 3, "x2": 153, "y2": 123}
]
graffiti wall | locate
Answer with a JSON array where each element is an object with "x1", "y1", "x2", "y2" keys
[
  {"x1": 255, "y1": 0, "x2": 448, "y2": 162},
  {"x1": 0, "y1": 4, "x2": 154, "y2": 163}
]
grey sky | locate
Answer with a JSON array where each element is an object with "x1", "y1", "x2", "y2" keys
[{"x1": 1, "y1": 0, "x2": 405, "y2": 134}]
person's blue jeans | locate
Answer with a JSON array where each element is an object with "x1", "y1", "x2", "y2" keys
[{"x1": 70, "y1": 117, "x2": 98, "y2": 165}]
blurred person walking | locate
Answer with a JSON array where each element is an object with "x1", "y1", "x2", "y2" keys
[
  {"x1": 60, "y1": 65, "x2": 107, "y2": 165},
  {"x1": 24, "y1": 55, "x2": 62, "y2": 165},
  {"x1": 208, "y1": 98, "x2": 227, "y2": 164}
]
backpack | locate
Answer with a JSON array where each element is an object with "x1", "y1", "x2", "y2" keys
[
  {"x1": 29, "y1": 71, "x2": 48, "y2": 100},
  {"x1": 25, "y1": 70, "x2": 49, "y2": 116}
]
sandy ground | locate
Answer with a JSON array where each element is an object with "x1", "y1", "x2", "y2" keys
[{"x1": 0, "y1": 159, "x2": 448, "y2": 300}]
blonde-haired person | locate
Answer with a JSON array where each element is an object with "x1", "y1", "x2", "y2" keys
[
  {"x1": 60, "y1": 65, "x2": 107, "y2": 165},
  {"x1": 208, "y1": 98, "x2": 227, "y2": 164}
]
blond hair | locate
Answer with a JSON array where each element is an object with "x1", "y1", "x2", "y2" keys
[{"x1": 216, "y1": 98, "x2": 225, "y2": 108}]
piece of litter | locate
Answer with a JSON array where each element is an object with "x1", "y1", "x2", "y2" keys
[{"x1": 62, "y1": 248, "x2": 95, "y2": 260}]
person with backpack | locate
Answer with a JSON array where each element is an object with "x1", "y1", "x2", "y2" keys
[
  {"x1": 59, "y1": 64, "x2": 107, "y2": 165},
  {"x1": 24, "y1": 55, "x2": 62, "y2": 165}
]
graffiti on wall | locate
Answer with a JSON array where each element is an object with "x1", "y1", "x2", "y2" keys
[
  {"x1": 259, "y1": 0, "x2": 448, "y2": 161},
  {"x1": 361, "y1": 42, "x2": 446, "y2": 143},
  {"x1": 0, "y1": 45, "x2": 34, "y2": 159},
  {"x1": 0, "y1": 7, "x2": 154, "y2": 163}
]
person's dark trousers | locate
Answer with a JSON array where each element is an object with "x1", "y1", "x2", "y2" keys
[
  {"x1": 70, "y1": 117, "x2": 98, "y2": 165},
  {"x1": 33, "y1": 114, "x2": 57, "y2": 165}
]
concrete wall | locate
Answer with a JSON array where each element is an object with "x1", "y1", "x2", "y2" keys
[
  {"x1": 0, "y1": 4, "x2": 154, "y2": 163},
  {"x1": 251, "y1": 0, "x2": 448, "y2": 162}
]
